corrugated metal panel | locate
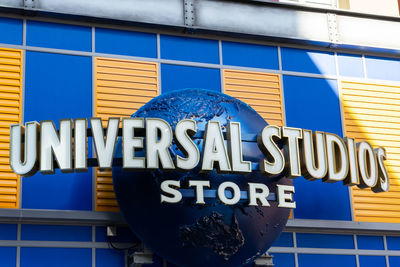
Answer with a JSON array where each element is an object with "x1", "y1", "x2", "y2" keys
[
  {"x1": 341, "y1": 80, "x2": 400, "y2": 223},
  {"x1": 0, "y1": 48, "x2": 22, "y2": 209},
  {"x1": 222, "y1": 69, "x2": 285, "y2": 127},
  {"x1": 94, "y1": 57, "x2": 159, "y2": 212}
]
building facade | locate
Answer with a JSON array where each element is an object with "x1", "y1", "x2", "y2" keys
[{"x1": 0, "y1": 0, "x2": 400, "y2": 266}]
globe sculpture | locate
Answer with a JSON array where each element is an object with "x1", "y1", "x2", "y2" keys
[{"x1": 112, "y1": 89, "x2": 292, "y2": 267}]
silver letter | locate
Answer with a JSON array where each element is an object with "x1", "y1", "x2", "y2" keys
[
  {"x1": 301, "y1": 130, "x2": 327, "y2": 180},
  {"x1": 372, "y1": 147, "x2": 390, "y2": 193},
  {"x1": 257, "y1": 125, "x2": 284, "y2": 176},
  {"x1": 10, "y1": 122, "x2": 39, "y2": 176},
  {"x1": 357, "y1": 141, "x2": 378, "y2": 189},
  {"x1": 189, "y1": 180, "x2": 210, "y2": 204},
  {"x1": 91, "y1": 118, "x2": 120, "y2": 170},
  {"x1": 123, "y1": 118, "x2": 145, "y2": 169},
  {"x1": 146, "y1": 118, "x2": 174, "y2": 170},
  {"x1": 175, "y1": 119, "x2": 200, "y2": 170},
  {"x1": 201, "y1": 121, "x2": 231, "y2": 172},
  {"x1": 282, "y1": 127, "x2": 303, "y2": 178},
  {"x1": 74, "y1": 119, "x2": 88, "y2": 172},
  {"x1": 218, "y1": 181, "x2": 241, "y2": 205},
  {"x1": 324, "y1": 133, "x2": 349, "y2": 183},
  {"x1": 277, "y1": 184, "x2": 296, "y2": 208},
  {"x1": 40, "y1": 120, "x2": 73, "y2": 174},
  {"x1": 343, "y1": 137, "x2": 359, "y2": 186},
  {"x1": 227, "y1": 122, "x2": 251, "y2": 173},
  {"x1": 248, "y1": 183, "x2": 270, "y2": 207},
  {"x1": 160, "y1": 180, "x2": 182, "y2": 203}
]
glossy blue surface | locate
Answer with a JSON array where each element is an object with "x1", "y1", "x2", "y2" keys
[
  {"x1": 296, "y1": 233, "x2": 354, "y2": 249},
  {"x1": 222, "y1": 41, "x2": 279, "y2": 69},
  {"x1": 112, "y1": 89, "x2": 292, "y2": 267},
  {"x1": 0, "y1": 17, "x2": 22, "y2": 45},
  {"x1": 272, "y1": 232, "x2": 293, "y2": 247},
  {"x1": 27, "y1": 21, "x2": 91, "y2": 51},
  {"x1": 0, "y1": 247, "x2": 16, "y2": 267},
  {"x1": 271, "y1": 253, "x2": 295, "y2": 267},
  {"x1": 389, "y1": 256, "x2": 400, "y2": 266},
  {"x1": 160, "y1": 35, "x2": 219, "y2": 63},
  {"x1": 21, "y1": 225, "x2": 92, "y2": 242},
  {"x1": 283, "y1": 75, "x2": 351, "y2": 220},
  {"x1": 96, "y1": 28, "x2": 157, "y2": 58},
  {"x1": 0, "y1": 224, "x2": 17, "y2": 240},
  {"x1": 23, "y1": 51, "x2": 92, "y2": 210},
  {"x1": 337, "y1": 53, "x2": 364, "y2": 78},
  {"x1": 386, "y1": 236, "x2": 400, "y2": 250},
  {"x1": 281, "y1": 48, "x2": 336, "y2": 75},
  {"x1": 298, "y1": 254, "x2": 356, "y2": 267},
  {"x1": 20, "y1": 247, "x2": 91, "y2": 267},
  {"x1": 359, "y1": 256, "x2": 386, "y2": 267},
  {"x1": 161, "y1": 64, "x2": 221, "y2": 93},
  {"x1": 365, "y1": 56, "x2": 400, "y2": 81},
  {"x1": 96, "y1": 249, "x2": 125, "y2": 267},
  {"x1": 357, "y1": 235, "x2": 384, "y2": 250}
]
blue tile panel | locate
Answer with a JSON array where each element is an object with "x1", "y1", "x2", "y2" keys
[
  {"x1": 160, "y1": 35, "x2": 219, "y2": 64},
  {"x1": 0, "y1": 17, "x2": 23, "y2": 45},
  {"x1": 96, "y1": 226, "x2": 139, "y2": 243},
  {"x1": 271, "y1": 253, "x2": 295, "y2": 267},
  {"x1": 281, "y1": 47, "x2": 336, "y2": 75},
  {"x1": 389, "y1": 256, "x2": 400, "y2": 266},
  {"x1": 296, "y1": 233, "x2": 354, "y2": 249},
  {"x1": 365, "y1": 56, "x2": 400, "y2": 81},
  {"x1": 222, "y1": 41, "x2": 279, "y2": 69},
  {"x1": 95, "y1": 28, "x2": 157, "y2": 58},
  {"x1": 23, "y1": 51, "x2": 92, "y2": 210},
  {"x1": 0, "y1": 247, "x2": 16, "y2": 267},
  {"x1": 359, "y1": 256, "x2": 386, "y2": 267},
  {"x1": 337, "y1": 53, "x2": 364, "y2": 78},
  {"x1": 357, "y1": 235, "x2": 385, "y2": 250},
  {"x1": 21, "y1": 225, "x2": 92, "y2": 242},
  {"x1": 161, "y1": 64, "x2": 221, "y2": 93},
  {"x1": 96, "y1": 249, "x2": 125, "y2": 267},
  {"x1": 0, "y1": 224, "x2": 17, "y2": 240},
  {"x1": 298, "y1": 254, "x2": 356, "y2": 267},
  {"x1": 283, "y1": 75, "x2": 351, "y2": 220},
  {"x1": 27, "y1": 20, "x2": 91, "y2": 51},
  {"x1": 20, "y1": 247, "x2": 91, "y2": 267},
  {"x1": 386, "y1": 236, "x2": 400, "y2": 250},
  {"x1": 272, "y1": 232, "x2": 293, "y2": 247}
]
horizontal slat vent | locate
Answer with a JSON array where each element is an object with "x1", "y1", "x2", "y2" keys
[
  {"x1": 94, "y1": 57, "x2": 159, "y2": 212},
  {"x1": 0, "y1": 48, "x2": 22, "y2": 209},
  {"x1": 223, "y1": 69, "x2": 284, "y2": 127},
  {"x1": 341, "y1": 80, "x2": 400, "y2": 223}
]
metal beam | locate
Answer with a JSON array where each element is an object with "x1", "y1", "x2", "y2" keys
[{"x1": 1, "y1": 0, "x2": 400, "y2": 54}]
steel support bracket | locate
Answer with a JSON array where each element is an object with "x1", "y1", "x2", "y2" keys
[
  {"x1": 327, "y1": 13, "x2": 339, "y2": 44},
  {"x1": 254, "y1": 253, "x2": 274, "y2": 267},
  {"x1": 184, "y1": 0, "x2": 195, "y2": 29},
  {"x1": 128, "y1": 246, "x2": 154, "y2": 267},
  {"x1": 24, "y1": 0, "x2": 36, "y2": 9}
]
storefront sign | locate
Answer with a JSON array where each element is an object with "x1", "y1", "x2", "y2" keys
[{"x1": 8, "y1": 89, "x2": 390, "y2": 266}]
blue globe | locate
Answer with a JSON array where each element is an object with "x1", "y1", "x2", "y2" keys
[{"x1": 113, "y1": 89, "x2": 291, "y2": 267}]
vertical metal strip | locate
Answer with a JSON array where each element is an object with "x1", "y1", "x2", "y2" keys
[
  {"x1": 335, "y1": 52, "x2": 355, "y2": 222},
  {"x1": 92, "y1": 26, "x2": 96, "y2": 211},
  {"x1": 157, "y1": 34, "x2": 162, "y2": 95},
  {"x1": 362, "y1": 54, "x2": 368, "y2": 79},
  {"x1": 219, "y1": 40, "x2": 224, "y2": 93},
  {"x1": 354, "y1": 234, "x2": 360, "y2": 267},
  {"x1": 293, "y1": 232, "x2": 299, "y2": 267},
  {"x1": 16, "y1": 223, "x2": 21, "y2": 267},
  {"x1": 384, "y1": 235, "x2": 390, "y2": 267},
  {"x1": 92, "y1": 225, "x2": 96, "y2": 267}
]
